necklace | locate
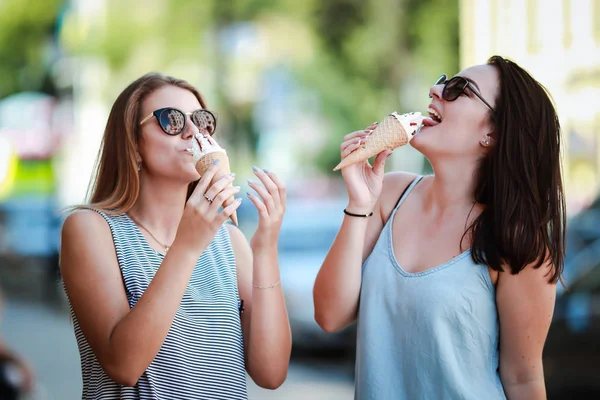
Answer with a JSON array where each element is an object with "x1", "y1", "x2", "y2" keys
[{"x1": 128, "y1": 214, "x2": 172, "y2": 254}]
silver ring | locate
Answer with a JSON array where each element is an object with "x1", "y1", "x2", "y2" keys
[{"x1": 204, "y1": 194, "x2": 213, "y2": 203}]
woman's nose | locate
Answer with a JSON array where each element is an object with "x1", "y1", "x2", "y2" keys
[
  {"x1": 181, "y1": 116, "x2": 198, "y2": 139},
  {"x1": 428, "y1": 84, "x2": 443, "y2": 100}
]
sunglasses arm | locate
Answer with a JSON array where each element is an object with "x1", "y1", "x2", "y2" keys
[{"x1": 139, "y1": 113, "x2": 154, "y2": 126}]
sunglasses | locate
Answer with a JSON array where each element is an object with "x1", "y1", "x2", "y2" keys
[
  {"x1": 430, "y1": 74, "x2": 494, "y2": 112},
  {"x1": 139, "y1": 107, "x2": 217, "y2": 136}
]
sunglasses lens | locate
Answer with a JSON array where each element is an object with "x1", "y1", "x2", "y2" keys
[
  {"x1": 159, "y1": 108, "x2": 185, "y2": 135},
  {"x1": 442, "y1": 77, "x2": 466, "y2": 102},
  {"x1": 192, "y1": 110, "x2": 216, "y2": 135}
]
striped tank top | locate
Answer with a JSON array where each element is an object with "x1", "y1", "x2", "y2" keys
[
  {"x1": 68, "y1": 211, "x2": 247, "y2": 399},
  {"x1": 355, "y1": 176, "x2": 506, "y2": 399}
]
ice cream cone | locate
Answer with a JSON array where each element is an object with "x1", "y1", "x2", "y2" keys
[
  {"x1": 193, "y1": 137, "x2": 239, "y2": 226},
  {"x1": 333, "y1": 112, "x2": 423, "y2": 171}
]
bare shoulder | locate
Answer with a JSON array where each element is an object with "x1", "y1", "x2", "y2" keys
[
  {"x1": 225, "y1": 224, "x2": 249, "y2": 250},
  {"x1": 225, "y1": 224, "x2": 252, "y2": 265},
  {"x1": 60, "y1": 209, "x2": 115, "y2": 275},
  {"x1": 378, "y1": 171, "x2": 420, "y2": 221}
]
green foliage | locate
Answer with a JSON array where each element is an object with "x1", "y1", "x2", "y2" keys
[
  {"x1": 0, "y1": 0, "x2": 64, "y2": 98},
  {"x1": 11, "y1": 0, "x2": 459, "y2": 173}
]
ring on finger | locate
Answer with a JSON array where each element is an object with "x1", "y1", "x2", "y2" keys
[{"x1": 204, "y1": 194, "x2": 214, "y2": 203}]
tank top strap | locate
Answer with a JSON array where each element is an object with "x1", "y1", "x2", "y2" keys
[{"x1": 391, "y1": 175, "x2": 424, "y2": 213}]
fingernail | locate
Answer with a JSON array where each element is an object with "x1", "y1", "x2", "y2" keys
[
  {"x1": 234, "y1": 186, "x2": 241, "y2": 190},
  {"x1": 263, "y1": 168, "x2": 270, "y2": 173},
  {"x1": 246, "y1": 192, "x2": 252, "y2": 197},
  {"x1": 213, "y1": 159, "x2": 220, "y2": 165},
  {"x1": 252, "y1": 166, "x2": 259, "y2": 172},
  {"x1": 247, "y1": 180, "x2": 254, "y2": 185},
  {"x1": 229, "y1": 173, "x2": 236, "y2": 178},
  {"x1": 236, "y1": 197, "x2": 243, "y2": 203}
]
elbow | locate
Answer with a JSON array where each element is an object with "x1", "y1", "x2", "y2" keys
[
  {"x1": 102, "y1": 360, "x2": 142, "y2": 387},
  {"x1": 314, "y1": 311, "x2": 343, "y2": 333},
  {"x1": 254, "y1": 371, "x2": 288, "y2": 390}
]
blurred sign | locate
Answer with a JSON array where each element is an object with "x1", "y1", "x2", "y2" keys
[
  {"x1": 0, "y1": 136, "x2": 17, "y2": 200},
  {"x1": 0, "y1": 92, "x2": 63, "y2": 160}
]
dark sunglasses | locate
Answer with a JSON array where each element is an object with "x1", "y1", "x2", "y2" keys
[
  {"x1": 139, "y1": 107, "x2": 217, "y2": 136},
  {"x1": 430, "y1": 74, "x2": 494, "y2": 112}
]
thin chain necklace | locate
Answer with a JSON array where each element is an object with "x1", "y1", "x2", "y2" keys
[{"x1": 128, "y1": 214, "x2": 172, "y2": 254}]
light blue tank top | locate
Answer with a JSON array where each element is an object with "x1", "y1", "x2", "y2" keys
[{"x1": 355, "y1": 176, "x2": 507, "y2": 400}]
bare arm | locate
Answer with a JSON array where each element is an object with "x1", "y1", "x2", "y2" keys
[
  {"x1": 313, "y1": 125, "x2": 416, "y2": 332},
  {"x1": 61, "y1": 164, "x2": 240, "y2": 386},
  {"x1": 313, "y1": 171, "x2": 416, "y2": 332},
  {"x1": 228, "y1": 224, "x2": 290, "y2": 390},
  {"x1": 497, "y1": 260, "x2": 557, "y2": 399}
]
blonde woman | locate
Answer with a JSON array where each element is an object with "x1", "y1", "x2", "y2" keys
[{"x1": 61, "y1": 73, "x2": 291, "y2": 399}]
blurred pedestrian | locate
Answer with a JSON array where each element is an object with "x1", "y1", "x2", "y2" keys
[
  {"x1": 60, "y1": 73, "x2": 291, "y2": 399},
  {"x1": 314, "y1": 55, "x2": 565, "y2": 400},
  {"x1": 0, "y1": 289, "x2": 35, "y2": 399}
]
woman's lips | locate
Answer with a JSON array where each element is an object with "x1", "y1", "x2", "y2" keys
[{"x1": 422, "y1": 117, "x2": 440, "y2": 127}]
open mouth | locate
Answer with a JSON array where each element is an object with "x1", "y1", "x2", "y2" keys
[
  {"x1": 422, "y1": 107, "x2": 442, "y2": 127},
  {"x1": 427, "y1": 107, "x2": 442, "y2": 123}
]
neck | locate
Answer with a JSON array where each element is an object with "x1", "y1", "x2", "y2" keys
[
  {"x1": 127, "y1": 175, "x2": 189, "y2": 245},
  {"x1": 424, "y1": 157, "x2": 479, "y2": 212}
]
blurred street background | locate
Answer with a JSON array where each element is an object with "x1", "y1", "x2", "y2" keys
[{"x1": 0, "y1": 0, "x2": 599, "y2": 399}]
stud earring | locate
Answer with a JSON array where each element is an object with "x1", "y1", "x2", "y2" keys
[{"x1": 137, "y1": 160, "x2": 141, "y2": 172}]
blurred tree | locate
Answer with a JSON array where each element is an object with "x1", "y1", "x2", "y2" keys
[
  {"x1": 0, "y1": 0, "x2": 64, "y2": 98},
  {"x1": 59, "y1": 0, "x2": 458, "y2": 173},
  {"x1": 297, "y1": 0, "x2": 459, "y2": 171}
]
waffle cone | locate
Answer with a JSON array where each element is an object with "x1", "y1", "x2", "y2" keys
[
  {"x1": 333, "y1": 115, "x2": 410, "y2": 171},
  {"x1": 195, "y1": 151, "x2": 238, "y2": 226}
]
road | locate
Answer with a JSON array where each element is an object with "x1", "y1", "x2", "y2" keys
[{"x1": 1, "y1": 298, "x2": 354, "y2": 400}]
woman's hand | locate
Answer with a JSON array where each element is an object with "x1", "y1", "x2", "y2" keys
[
  {"x1": 176, "y1": 160, "x2": 242, "y2": 251},
  {"x1": 339, "y1": 122, "x2": 392, "y2": 214},
  {"x1": 246, "y1": 167, "x2": 286, "y2": 251}
]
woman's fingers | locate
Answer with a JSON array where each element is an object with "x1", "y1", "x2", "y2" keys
[
  {"x1": 341, "y1": 139, "x2": 364, "y2": 159},
  {"x1": 264, "y1": 170, "x2": 286, "y2": 210},
  {"x1": 208, "y1": 185, "x2": 241, "y2": 212},
  {"x1": 204, "y1": 173, "x2": 236, "y2": 201},
  {"x1": 252, "y1": 167, "x2": 280, "y2": 205},
  {"x1": 246, "y1": 192, "x2": 268, "y2": 218},
  {"x1": 217, "y1": 197, "x2": 243, "y2": 223},
  {"x1": 247, "y1": 179, "x2": 275, "y2": 214},
  {"x1": 343, "y1": 126, "x2": 374, "y2": 142},
  {"x1": 189, "y1": 160, "x2": 221, "y2": 203}
]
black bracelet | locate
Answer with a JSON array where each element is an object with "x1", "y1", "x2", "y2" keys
[{"x1": 344, "y1": 209, "x2": 374, "y2": 218}]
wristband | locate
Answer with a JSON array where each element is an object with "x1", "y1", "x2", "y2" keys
[{"x1": 343, "y1": 209, "x2": 373, "y2": 218}]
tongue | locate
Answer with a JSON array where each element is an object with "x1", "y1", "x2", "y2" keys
[{"x1": 422, "y1": 117, "x2": 440, "y2": 127}]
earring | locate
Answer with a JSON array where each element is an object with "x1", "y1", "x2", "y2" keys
[
  {"x1": 137, "y1": 160, "x2": 141, "y2": 172},
  {"x1": 482, "y1": 139, "x2": 489, "y2": 146}
]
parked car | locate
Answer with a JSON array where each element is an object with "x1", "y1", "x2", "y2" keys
[
  {"x1": 277, "y1": 199, "x2": 357, "y2": 352},
  {"x1": 544, "y1": 194, "x2": 600, "y2": 399}
]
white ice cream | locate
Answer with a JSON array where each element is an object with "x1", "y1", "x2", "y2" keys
[
  {"x1": 190, "y1": 133, "x2": 227, "y2": 164},
  {"x1": 390, "y1": 111, "x2": 423, "y2": 140}
]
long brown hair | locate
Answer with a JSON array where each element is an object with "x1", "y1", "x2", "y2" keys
[
  {"x1": 76, "y1": 73, "x2": 207, "y2": 214},
  {"x1": 467, "y1": 56, "x2": 566, "y2": 283}
]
